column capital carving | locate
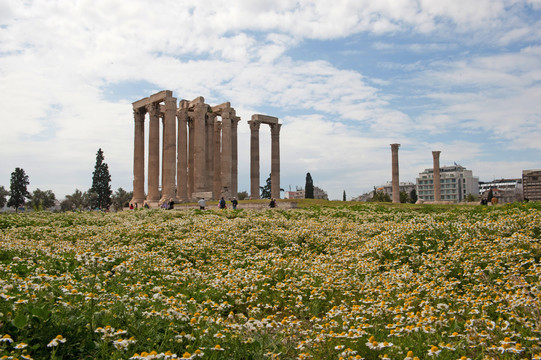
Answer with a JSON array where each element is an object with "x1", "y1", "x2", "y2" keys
[
  {"x1": 390, "y1": 143, "x2": 400, "y2": 152},
  {"x1": 146, "y1": 103, "x2": 160, "y2": 117},
  {"x1": 176, "y1": 108, "x2": 189, "y2": 122},
  {"x1": 270, "y1": 123, "x2": 282, "y2": 136},
  {"x1": 432, "y1": 150, "x2": 441, "y2": 158},
  {"x1": 248, "y1": 120, "x2": 261, "y2": 131},
  {"x1": 133, "y1": 108, "x2": 146, "y2": 122}
]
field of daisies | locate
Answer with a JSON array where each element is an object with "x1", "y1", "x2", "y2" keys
[{"x1": 1, "y1": 202, "x2": 541, "y2": 360}]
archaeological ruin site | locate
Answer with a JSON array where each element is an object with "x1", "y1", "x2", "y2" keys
[{"x1": 130, "y1": 90, "x2": 281, "y2": 207}]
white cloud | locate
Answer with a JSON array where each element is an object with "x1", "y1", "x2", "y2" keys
[{"x1": 0, "y1": 0, "x2": 539, "y2": 201}]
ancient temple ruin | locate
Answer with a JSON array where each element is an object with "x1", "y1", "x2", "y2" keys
[{"x1": 130, "y1": 90, "x2": 280, "y2": 206}]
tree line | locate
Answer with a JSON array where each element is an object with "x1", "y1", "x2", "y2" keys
[{"x1": 1, "y1": 149, "x2": 132, "y2": 212}]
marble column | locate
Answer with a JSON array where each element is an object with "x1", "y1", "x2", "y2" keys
[
  {"x1": 193, "y1": 101, "x2": 207, "y2": 194},
  {"x1": 176, "y1": 101, "x2": 188, "y2": 201},
  {"x1": 249, "y1": 120, "x2": 260, "y2": 199},
  {"x1": 221, "y1": 109, "x2": 232, "y2": 199},
  {"x1": 162, "y1": 95, "x2": 177, "y2": 201},
  {"x1": 432, "y1": 151, "x2": 441, "y2": 202},
  {"x1": 391, "y1": 143, "x2": 400, "y2": 204},
  {"x1": 132, "y1": 108, "x2": 146, "y2": 205},
  {"x1": 213, "y1": 120, "x2": 222, "y2": 199},
  {"x1": 188, "y1": 117, "x2": 195, "y2": 200},
  {"x1": 270, "y1": 123, "x2": 281, "y2": 199},
  {"x1": 231, "y1": 116, "x2": 239, "y2": 199},
  {"x1": 146, "y1": 103, "x2": 160, "y2": 202},
  {"x1": 161, "y1": 115, "x2": 165, "y2": 197},
  {"x1": 206, "y1": 113, "x2": 215, "y2": 194}
]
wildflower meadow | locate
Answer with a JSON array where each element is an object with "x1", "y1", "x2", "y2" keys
[{"x1": 1, "y1": 202, "x2": 540, "y2": 359}]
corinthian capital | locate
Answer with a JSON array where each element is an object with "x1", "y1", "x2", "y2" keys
[
  {"x1": 249, "y1": 120, "x2": 261, "y2": 131},
  {"x1": 146, "y1": 103, "x2": 160, "y2": 117}
]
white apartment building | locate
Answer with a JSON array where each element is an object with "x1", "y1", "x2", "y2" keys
[{"x1": 416, "y1": 165, "x2": 479, "y2": 202}]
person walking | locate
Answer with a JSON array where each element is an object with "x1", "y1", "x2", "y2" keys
[{"x1": 231, "y1": 198, "x2": 238, "y2": 210}]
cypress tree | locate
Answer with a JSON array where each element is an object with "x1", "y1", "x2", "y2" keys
[
  {"x1": 305, "y1": 173, "x2": 314, "y2": 199},
  {"x1": 7, "y1": 167, "x2": 30, "y2": 211},
  {"x1": 89, "y1": 148, "x2": 112, "y2": 209}
]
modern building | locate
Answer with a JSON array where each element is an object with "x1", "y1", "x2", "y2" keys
[
  {"x1": 523, "y1": 169, "x2": 541, "y2": 201},
  {"x1": 284, "y1": 189, "x2": 304, "y2": 199},
  {"x1": 284, "y1": 186, "x2": 329, "y2": 200},
  {"x1": 479, "y1": 178, "x2": 522, "y2": 194},
  {"x1": 479, "y1": 178, "x2": 523, "y2": 204},
  {"x1": 416, "y1": 165, "x2": 479, "y2": 202}
]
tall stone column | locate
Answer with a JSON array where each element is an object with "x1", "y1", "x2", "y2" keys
[
  {"x1": 270, "y1": 123, "x2": 281, "y2": 199},
  {"x1": 249, "y1": 119, "x2": 260, "y2": 199},
  {"x1": 176, "y1": 102, "x2": 188, "y2": 201},
  {"x1": 132, "y1": 108, "x2": 146, "y2": 205},
  {"x1": 221, "y1": 109, "x2": 232, "y2": 199},
  {"x1": 146, "y1": 103, "x2": 160, "y2": 202},
  {"x1": 206, "y1": 114, "x2": 216, "y2": 194},
  {"x1": 391, "y1": 143, "x2": 400, "y2": 204},
  {"x1": 188, "y1": 118, "x2": 195, "y2": 200},
  {"x1": 213, "y1": 120, "x2": 222, "y2": 199},
  {"x1": 231, "y1": 116, "x2": 239, "y2": 199},
  {"x1": 161, "y1": 115, "x2": 165, "y2": 196},
  {"x1": 432, "y1": 151, "x2": 441, "y2": 202},
  {"x1": 162, "y1": 95, "x2": 177, "y2": 201},
  {"x1": 193, "y1": 101, "x2": 207, "y2": 194}
]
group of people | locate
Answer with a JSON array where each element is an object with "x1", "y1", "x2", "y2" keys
[
  {"x1": 198, "y1": 197, "x2": 238, "y2": 210},
  {"x1": 130, "y1": 196, "x2": 277, "y2": 211}
]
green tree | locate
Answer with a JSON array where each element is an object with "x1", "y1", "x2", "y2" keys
[
  {"x1": 343, "y1": 190, "x2": 347, "y2": 201},
  {"x1": 370, "y1": 191, "x2": 391, "y2": 202},
  {"x1": 260, "y1": 174, "x2": 272, "y2": 199},
  {"x1": 400, "y1": 191, "x2": 409, "y2": 204},
  {"x1": 88, "y1": 148, "x2": 112, "y2": 209},
  {"x1": 0, "y1": 186, "x2": 8, "y2": 208},
  {"x1": 465, "y1": 193, "x2": 478, "y2": 202},
  {"x1": 237, "y1": 191, "x2": 248, "y2": 200},
  {"x1": 111, "y1": 187, "x2": 133, "y2": 211},
  {"x1": 409, "y1": 189, "x2": 418, "y2": 203},
  {"x1": 27, "y1": 189, "x2": 56, "y2": 210},
  {"x1": 7, "y1": 168, "x2": 30, "y2": 211},
  {"x1": 61, "y1": 189, "x2": 87, "y2": 211},
  {"x1": 260, "y1": 174, "x2": 283, "y2": 199},
  {"x1": 305, "y1": 173, "x2": 314, "y2": 199}
]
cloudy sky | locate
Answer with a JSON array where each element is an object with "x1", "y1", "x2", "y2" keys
[{"x1": 1, "y1": 0, "x2": 540, "y2": 201}]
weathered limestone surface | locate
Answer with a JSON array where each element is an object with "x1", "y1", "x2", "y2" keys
[
  {"x1": 249, "y1": 120, "x2": 261, "y2": 199},
  {"x1": 391, "y1": 143, "x2": 400, "y2": 204},
  {"x1": 147, "y1": 103, "x2": 160, "y2": 202},
  {"x1": 432, "y1": 151, "x2": 441, "y2": 202},
  {"x1": 176, "y1": 102, "x2": 188, "y2": 201},
  {"x1": 132, "y1": 108, "x2": 145, "y2": 205}
]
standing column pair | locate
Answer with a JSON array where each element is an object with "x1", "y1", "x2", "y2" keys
[{"x1": 249, "y1": 115, "x2": 281, "y2": 200}]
